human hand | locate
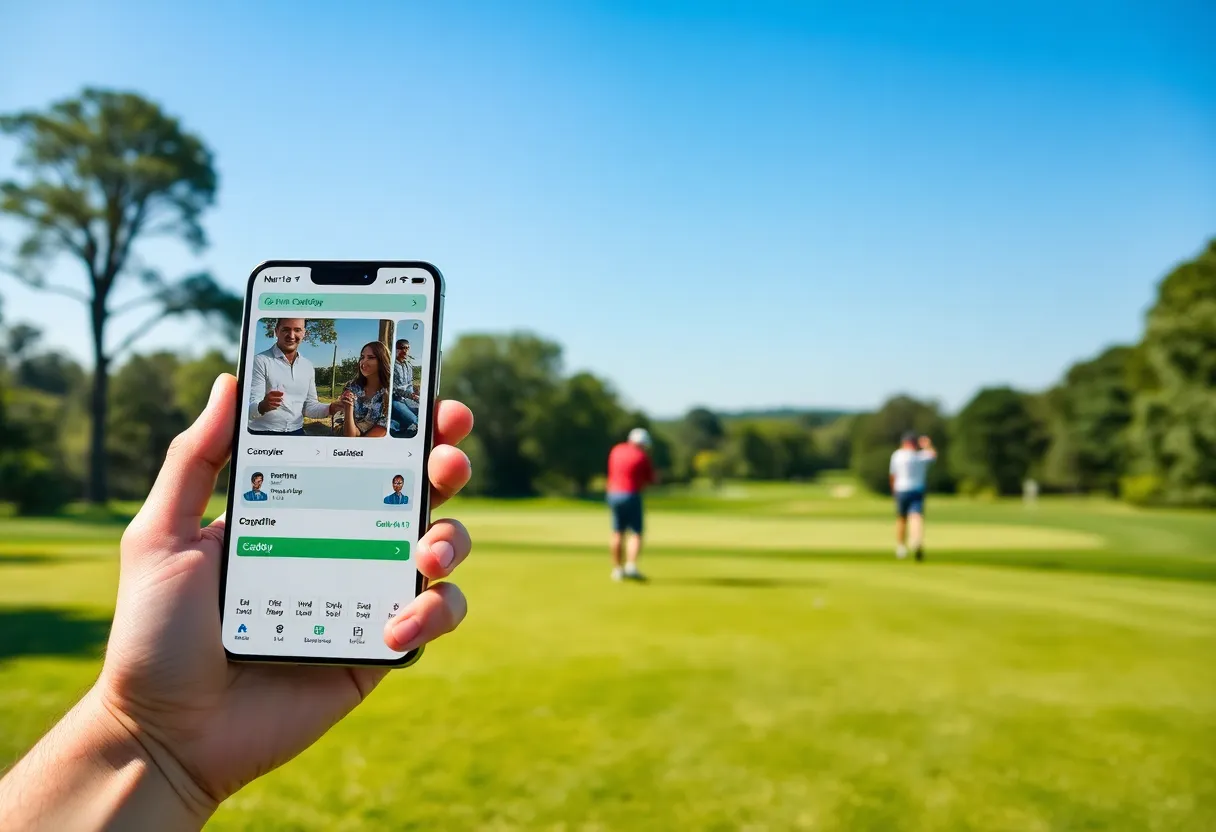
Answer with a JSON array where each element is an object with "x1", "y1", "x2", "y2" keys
[
  {"x1": 93, "y1": 374, "x2": 474, "y2": 821},
  {"x1": 340, "y1": 389, "x2": 356, "y2": 410},
  {"x1": 257, "y1": 389, "x2": 285, "y2": 414},
  {"x1": 918, "y1": 435, "x2": 933, "y2": 449}
]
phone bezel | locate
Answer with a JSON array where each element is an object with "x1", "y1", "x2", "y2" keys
[{"x1": 219, "y1": 259, "x2": 445, "y2": 668}]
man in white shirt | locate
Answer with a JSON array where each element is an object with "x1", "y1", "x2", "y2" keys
[
  {"x1": 889, "y1": 432, "x2": 937, "y2": 561},
  {"x1": 247, "y1": 318, "x2": 341, "y2": 435}
]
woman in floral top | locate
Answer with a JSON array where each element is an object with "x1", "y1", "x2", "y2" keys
[{"x1": 334, "y1": 341, "x2": 391, "y2": 437}]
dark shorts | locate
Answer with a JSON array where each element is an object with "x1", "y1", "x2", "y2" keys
[
  {"x1": 895, "y1": 490, "x2": 926, "y2": 518},
  {"x1": 608, "y1": 492, "x2": 644, "y2": 534}
]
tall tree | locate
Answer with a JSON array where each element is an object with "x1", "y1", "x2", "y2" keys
[
  {"x1": 1128, "y1": 239, "x2": 1216, "y2": 506},
  {"x1": 851, "y1": 395, "x2": 952, "y2": 493},
  {"x1": 442, "y1": 332, "x2": 563, "y2": 496},
  {"x1": 0, "y1": 88, "x2": 239, "y2": 503},
  {"x1": 108, "y1": 352, "x2": 189, "y2": 498},
  {"x1": 679, "y1": 407, "x2": 725, "y2": 453},
  {"x1": 1042, "y1": 346, "x2": 1134, "y2": 494},
  {"x1": 531, "y1": 371, "x2": 629, "y2": 494},
  {"x1": 950, "y1": 387, "x2": 1048, "y2": 495}
]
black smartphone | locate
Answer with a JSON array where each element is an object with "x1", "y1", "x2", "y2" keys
[{"x1": 219, "y1": 260, "x2": 444, "y2": 666}]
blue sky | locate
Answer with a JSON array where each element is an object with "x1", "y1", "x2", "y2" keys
[{"x1": 1, "y1": 1, "x2": 1213, "y2": 415}]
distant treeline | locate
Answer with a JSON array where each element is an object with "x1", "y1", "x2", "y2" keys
[{"x1": 1, "y1": 240, "x2": 1212, "y2": 513}]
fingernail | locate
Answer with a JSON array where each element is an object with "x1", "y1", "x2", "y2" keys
[
  {"x1": 389, "y1": 616, "x2": 422, "y2": 651},
  {"x1": 431, "y1": 540, "x2": 456, "y2": 570}
]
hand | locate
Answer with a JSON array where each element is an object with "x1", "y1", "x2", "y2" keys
[
  {"x1": 257, "y1": 389, "x2": 285, "y2": 414},
  {"x1": 340, "y1": 389, "x2": 356, "y2": 410},
  {"x1": 918, "y1": 435, "x2": 933, "y2": 450},
  {"x1": 94, "y1": 375, "x2": 474, "y2": 819}
]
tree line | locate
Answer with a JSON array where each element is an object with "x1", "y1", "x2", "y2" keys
[
  {"x1": 1, "y1": 88, "x2": 1213, "y2": 512},
  {"x1": 1, "y1": 236, "x2": 1212, "y2": 512}
]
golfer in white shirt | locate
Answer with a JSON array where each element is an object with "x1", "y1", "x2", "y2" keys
[
  {"x1": 890, "y1": 432, "x2": 937, "y2": 562},
  {"x1": 247, "y1": 318, "x2": 341, "y2": 435}
]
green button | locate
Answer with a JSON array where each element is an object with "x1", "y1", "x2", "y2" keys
[
  {"x1": 258, "y1": 293, "x2": 427, "y2": 313},
  {"x1": 237, "y1": 536, "x2": 410, "y2": 561}
]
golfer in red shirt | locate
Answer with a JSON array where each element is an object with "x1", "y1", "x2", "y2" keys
[{"x1": 606, "y1": 428, "x2": 656, "y2": 581}]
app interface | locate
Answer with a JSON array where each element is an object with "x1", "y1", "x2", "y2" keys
[{"x1": 222, "y1": 265, "x2": 438, "y2": 661}]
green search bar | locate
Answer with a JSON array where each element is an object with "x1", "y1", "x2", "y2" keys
[
  {"x1": 258, "y1": 293, "x2": 426, "y2": 313},
  {"x1": 237, "y1": 536, "x2": 410, "y2": 561}
]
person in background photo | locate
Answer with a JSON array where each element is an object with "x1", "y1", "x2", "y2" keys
[
  {"x1": 243, "y1": 472, "x2": 267, "y2": 502},
  {"x1": 248, "y1": 318, "x2": 342, "y2": 435},
  {"x1": 336, "y1": 341, "x2": 391, "y2": 438},
  {"x1": 383, "y1": 474, "x2": 408, "y2": 505},
  {"x1": 606, "y1": 428, "x2": 657, "y2": 582},
  {"x1": 890, "y1": 432, "x2": 937, "y2": 561},
  {"x1": 391, "y1": 338, "x2": 420, "y2": 438}
]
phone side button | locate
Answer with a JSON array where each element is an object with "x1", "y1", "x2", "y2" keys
[{"x1": 435, "y1": 351, "x2": 443, "y2": 394}]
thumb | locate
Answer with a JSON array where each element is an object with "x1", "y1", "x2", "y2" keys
[{"x1": 130, "y1": 374, "x2": 237, "y2": 546}]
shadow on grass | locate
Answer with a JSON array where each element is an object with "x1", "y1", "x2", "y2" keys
[
  {"x1": 661, "y1": 576, "x2": 827, "y2": 589},
  {"x1": 0, "y1": 554, "x2": 58, "y2": 567},
  {"x1": 0, "y1": 552, "x2": 98, "y2": 568},
  {"x1": 0, "y1": 607, "x2": 111, "y2": 663}
]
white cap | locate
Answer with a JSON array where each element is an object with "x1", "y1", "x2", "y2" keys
[{"x1": 628, "y1": 427, "x2": 653, "y2": 448}]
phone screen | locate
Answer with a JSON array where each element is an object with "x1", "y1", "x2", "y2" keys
[{"x1": 220, "y1": 262, "x2": 442, "y2": 664}]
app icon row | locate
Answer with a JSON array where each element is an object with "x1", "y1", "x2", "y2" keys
[{"x1": 229, "y1": 595, "x2": 409, "y2": 624}]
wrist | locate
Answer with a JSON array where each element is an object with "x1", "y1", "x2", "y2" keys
[
  {"x1": 81, "y1": 688, "x2": 218, "y2": 828},
  {"x1": 0, "y1": 689, "x2": 215, "y2": 831}
]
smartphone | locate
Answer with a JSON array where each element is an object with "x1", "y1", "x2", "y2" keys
[{"x1": 220, "y1": 260, "x2": 444, "y2": 666}]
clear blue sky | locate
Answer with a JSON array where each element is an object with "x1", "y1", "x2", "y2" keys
[{"x1": 2, "y1": 1, "x2": 1213, "y2": 415}]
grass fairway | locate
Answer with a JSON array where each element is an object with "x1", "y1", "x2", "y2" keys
[{"x1": 2, "y1": 484, "x2": 1214, "y2": 829}]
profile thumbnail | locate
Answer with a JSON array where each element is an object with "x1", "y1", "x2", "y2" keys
[
  {"x1": 247, "y1": 317, "x2": 394, "y2": 438},
  {"x1": 383, "y1": 474, "x2": 409, "y2": 505},
  {"x1": 243, "y1": 472, "x2": 268, "y2": 502}
]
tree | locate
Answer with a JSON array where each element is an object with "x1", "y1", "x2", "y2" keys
[
  {"x1": 531, "y1": 371, "x2": 629, "y2": 494},
  {"x1": 5, "y1": 322, "x2": 42, "y2": 359},
  {"x1": 0, "y1": 379, "x2": 78, "y2": 514},
  {"x1": 174, "y1": 349, "x2": 235, "y2": 418},
  {"x1": 951, "y1": 387, "x2": 1048, "y2": 495},
  {"x1": 811, "y1": 414, "x2": 855, "y2": 471},
  {"x1": 730, "y1": 423, "x2": 779, "y2": 479},
  {"x1": 679, "y1": 407, "x2": 725, "y2": 454},
  {"x1": 851, "y1": 395, "x2": 952, "y2": 493},
  {"x1": 15, "y1": 351, "x2": 86, "y2": 396},
  {"x1": 0, "y1": 88, "x2": 239, "y2": 503},
  {"x1": 107, "y1": 352, "x2": 189, "y2": 498},
  {"x1": 725, "y1": 420, "x2": 818, "y2": 480},
  {"x1": 442, "y1": 332, "x2": 563, "y2": 496},
  {"x1": 1127, "y1": 239, "x2": 1216, "y2": 506},
  {"x1": 1042, "y1": 346, "x2": 1134, "y2": 494}
]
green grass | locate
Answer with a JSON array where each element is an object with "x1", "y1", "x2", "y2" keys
[{"x1": 2, "y1": 483, "x2": 1214, "y2": 829}]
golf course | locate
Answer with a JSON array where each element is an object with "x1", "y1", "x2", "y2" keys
[{"x1": 2, "y1": 481, "x2": 1213, "y2": 830}]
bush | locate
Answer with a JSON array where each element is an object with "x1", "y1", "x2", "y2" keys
[
  {"x1": 1120, "y1": 474, "x2": 1164, "y2": 507},
  {"x1": 0, "y1": 449, "x2": 73, "y2": 515}
]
